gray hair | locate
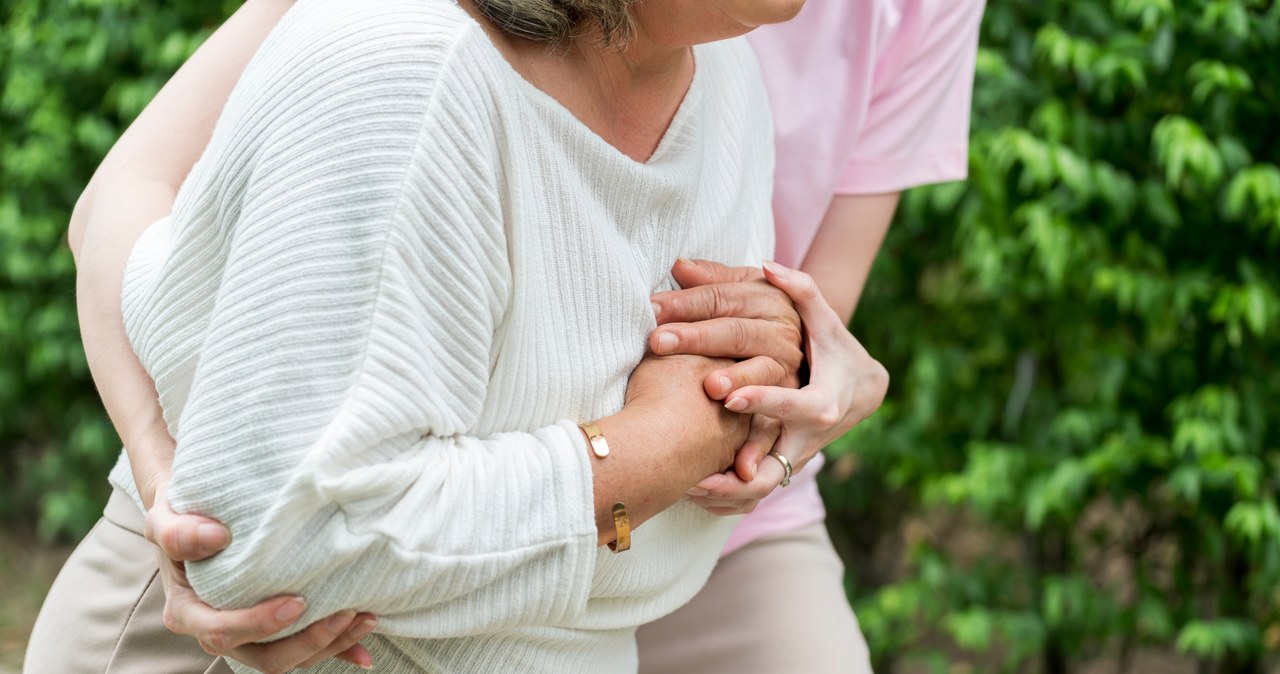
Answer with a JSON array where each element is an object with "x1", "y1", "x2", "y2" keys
[{"x1": 470, "y1": 0, "x2": 635, "y2": 47}]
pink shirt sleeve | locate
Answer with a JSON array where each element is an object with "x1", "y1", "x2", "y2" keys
[{"x1": 837, "y1": 0, "x2": 986, "y2": 195}]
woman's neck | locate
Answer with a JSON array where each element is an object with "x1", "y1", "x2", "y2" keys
[{"x1": 467, "y1": 8, "x2": 696, "y2": 163}]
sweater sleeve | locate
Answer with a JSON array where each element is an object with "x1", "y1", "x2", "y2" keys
[{"x1": 157, "y1": 0, "x2": 597, "y2": 639}]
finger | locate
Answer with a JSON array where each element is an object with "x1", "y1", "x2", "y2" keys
[
  {"x1": 652, "y1": 280, "x2": 788, "y2": 325},
  {"x1": 724, "y1": 384, "x2": 832, "y2": 426},
  {"x1": 752, "y1": 449, "x2": 789, "y2": 492},
  {"x1": 145, "y1": 495, "x2": 230, "y2": 562},
  {"x1": 247, "y1": 610, "x2": 357, "y2": 671},
  {"x1": 689, "y1": 471, "x2": 748, "y2": 500},
  {"x1": 699, "y1": 503, "x2": 762, "y2": 516},
  {"x1": 333, "y1": 643, "x2": 376, "y2": 670},
  {"x1": 650, "y1": 318, "x2": 802, "y2": 372},
  {"x1": 297, "y1": 613, "x2": 377, "y2": 669},
  {"x1": 169, "y1": 594, "x2": 308, "y2": 651},
  {"x1": 671, "y1": 258, "x2": 760, "y2": 289},
  {"x1": 704, "y1": 357, "x2": 789, "y2": 400},
  {"x1": 734, "y1": 415, "x2": 781, "y2": 481},
  {"x1": 761, "y1": 260, "x2": 846, "y2": 345},
  {"x1": 687, "y1": 481, "x2": 771, "y2": 506},
  {"x1": 687, "y1": 496, "x2": 759, "y2": 515},
  {"x1": 154, "y1": 512, "x2": 231, "y2": 562}
]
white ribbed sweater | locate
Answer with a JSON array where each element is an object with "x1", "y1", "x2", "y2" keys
[{"x1": 108, "y1": 0, "x2": 774, "y2": 670}]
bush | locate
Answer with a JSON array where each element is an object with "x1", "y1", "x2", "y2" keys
[
  {"x1": 1, "y1": 0, "x2": 237, "y2": 539},
  {"x1": 829, "y1": 1, "x2": 1280, "y2": 672},
  {"x1": 3, "y1": 1, "x2": 1278, "y2": 671}
]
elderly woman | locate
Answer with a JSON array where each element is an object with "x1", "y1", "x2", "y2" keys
[{"x1": 28, "y1": 0, "x2": 891, "y2": 672}]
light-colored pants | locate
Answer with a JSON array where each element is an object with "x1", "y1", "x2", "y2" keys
[
  {"x1": 26, "y1": 490, "x2": 870, "y2": 673},
  {"x1": 637, "y1": 522, "x2": 872, "y2": 674},
  {"x1": 24, "y1": 489, "x2": 233, "y2": 674}
]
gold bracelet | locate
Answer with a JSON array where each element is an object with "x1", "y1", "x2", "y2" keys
[
  {"x1": 608, "y1": 502, "x2": 631, "y2": 553},
  {"x1": 578, "y1": 420, "x2": 610, "y2": 458}
]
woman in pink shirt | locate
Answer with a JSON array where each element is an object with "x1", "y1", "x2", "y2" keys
[
  {"x1": 640, "y1": 1, "x2": 986, "y2": 671},
  {"x1": 43, "y1": 0, "x2": 984, "y2": 671}
]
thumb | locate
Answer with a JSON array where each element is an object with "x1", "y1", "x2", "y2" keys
[
  {"x1": 145, "y1": 486, "x2": 231, "y2": 562},
  {"x1": 734, "y1": 416, "x2": 780, "y2": 482}
]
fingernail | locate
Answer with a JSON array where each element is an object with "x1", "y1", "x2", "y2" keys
[
  {"x1": 751, "y1": 462, "x2": 759, "y2": 480},
  {"x1": 351, "y1": 618, "x2": 377, "y2": 638},
  {"x1": 651, "y1": 301, "x2": 662, "y2": 320},
  {"x1": 725, "y1": 396, "x2": 748, "y2": 412},
  {"x1": 275, "y1": 598, "x2": 307, "y2": 622},
  {"x1": 326, "y1": 610, "x2": 356, "y2": 631},
  {"x1": 676, "y1": 257, "x2": 693, "y2": 267},
  {"x1": 196, "y1": 523, "x2": 228, "y2": 551},
  {"x1": 717, "y1": 375, "x2": 732, "y2": 395},
  {"x1": 687, "y1": 488, "x2": 709, "y2": 497},
  {"x1": 656, "y1": 332, "x2": 679, "y2": 353},
  {"x1": 762, "y1": 260, "x2": 787, "y2": 277}
]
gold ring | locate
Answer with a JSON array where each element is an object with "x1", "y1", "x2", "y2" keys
[{"x1": 768, "y1": 451, "x2": 792, "y2": 487}]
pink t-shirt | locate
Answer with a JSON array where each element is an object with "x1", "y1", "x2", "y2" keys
[{"x1": 725, "y1": 0, "x2": 986, "y2": 556}]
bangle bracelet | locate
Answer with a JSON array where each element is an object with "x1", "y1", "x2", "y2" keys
[
  {"x1": 608, "y1": 502, "x2": 631, "y2": 552},
  {"x1": 578, "y1": 420, "x2": 610, "y2": 458}
]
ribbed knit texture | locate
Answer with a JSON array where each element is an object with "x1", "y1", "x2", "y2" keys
[{"x1": 109, "y1": 0, "x2": 775, "y2": 670}]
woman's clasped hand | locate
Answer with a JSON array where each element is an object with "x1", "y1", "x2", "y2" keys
[{"x1": 650, "y1": 258, "x2": 890, "y2": 515}]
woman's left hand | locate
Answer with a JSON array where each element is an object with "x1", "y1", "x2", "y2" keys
[{"x1": 653, "y1": 259, "x2": 889, "y2": 515}]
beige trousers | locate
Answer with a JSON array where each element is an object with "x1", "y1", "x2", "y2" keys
[
  {"x1": 637, "y1": 522, "x2": 873, "y2": 674},
  {"x1": 26, "y1": 491, "x2": 868, "y2": 673},
  {"x1": 24, "y1": 489, "x2": 232, "y2": 674}
]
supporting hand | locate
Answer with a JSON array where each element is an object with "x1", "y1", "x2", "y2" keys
[
  {"x1": 684, "y1": 261, "x2": 889, "y2": 515},
  {"x1": 144, "y1": 483, "x2": 378, "y2": 672},
  {"x1": 650, "y1": 258, "x2": 803, "y2": 395}
]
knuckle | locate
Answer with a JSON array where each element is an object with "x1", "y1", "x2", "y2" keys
[
  {"x1": 204, "y1": 626, "x2": 233, "y2": 651},
  {"x1": 872, "y1": 360, "x2": 891, "y2": 395},
  {"x1": 162, "y1": 606, "x2": 183, "y2": 635},
  {"x1": 816, "y1": 403, "x2": 843, "y2": 428},
  {"x1": 768, "y1": 285, "x2": 797, "y2": 315},
  {"x1": 765, "y1": 357, "x2": 788, "y2": 386},
  {"x1": 780, "y1": 322, "x2": 802, "y2": 349},
  {"x1": 729, "y1": 320, "x2": 751, "y2": 354},
  {"x1": 675, "y1": 326, "x2": 699, "y2": 352},
  {"x1": 707, "y1": 285, "x2": 727, "y2": 317},
  {"x1": 794, "y1": 271, "x2": 820, "y2": 300},
  {"x1": 256, "y1": 657, "x2": 287, "y2": 674},
  {"x1": 160, "y1": 525, "x2": 182, "y2": 555},
  {"x1": 306, "y1": 626, "x2": 334, "y2": 649},
  {"x1": 773, "y1": 396, "x2": 796, "y2": 418}
]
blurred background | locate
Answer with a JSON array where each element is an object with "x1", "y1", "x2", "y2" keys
[{"x1": 1, "y1": 0, "x2": 1277, "y2": 672}]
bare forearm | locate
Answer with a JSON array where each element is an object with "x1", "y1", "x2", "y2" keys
[
  {"x1": 798, "y1": 192, "x2": 900, "y2": 323},
  {"x1": 71, "y1": 0, "x2": 293, "y2": 508},
  {"x1": 584, "y1": 354, "x2": 747, "y2": 545},
  {"x1": 76, "y1": 179, "x2": 181, "y2": 507}
]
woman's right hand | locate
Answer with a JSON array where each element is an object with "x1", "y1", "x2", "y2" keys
[
  {"x1": 145, "y1": 484, "x2": 379, "y2": 672},
  {"x1": 582, "y1": 351, "x2": 773, "y2": 544},
  {"x1": 623, "y1": 352, "x2": 753, "y2": 473}
]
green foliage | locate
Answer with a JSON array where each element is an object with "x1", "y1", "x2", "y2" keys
[
  {"x1": 826, "y1": 0, "x2": 1280, "y2": 672},
  {"x1": 0, "y1": 0, "x2": 237, "y2": 539},
  {"x1": 2, "y1": 1, "x2": 1278, "y2": 671}
]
